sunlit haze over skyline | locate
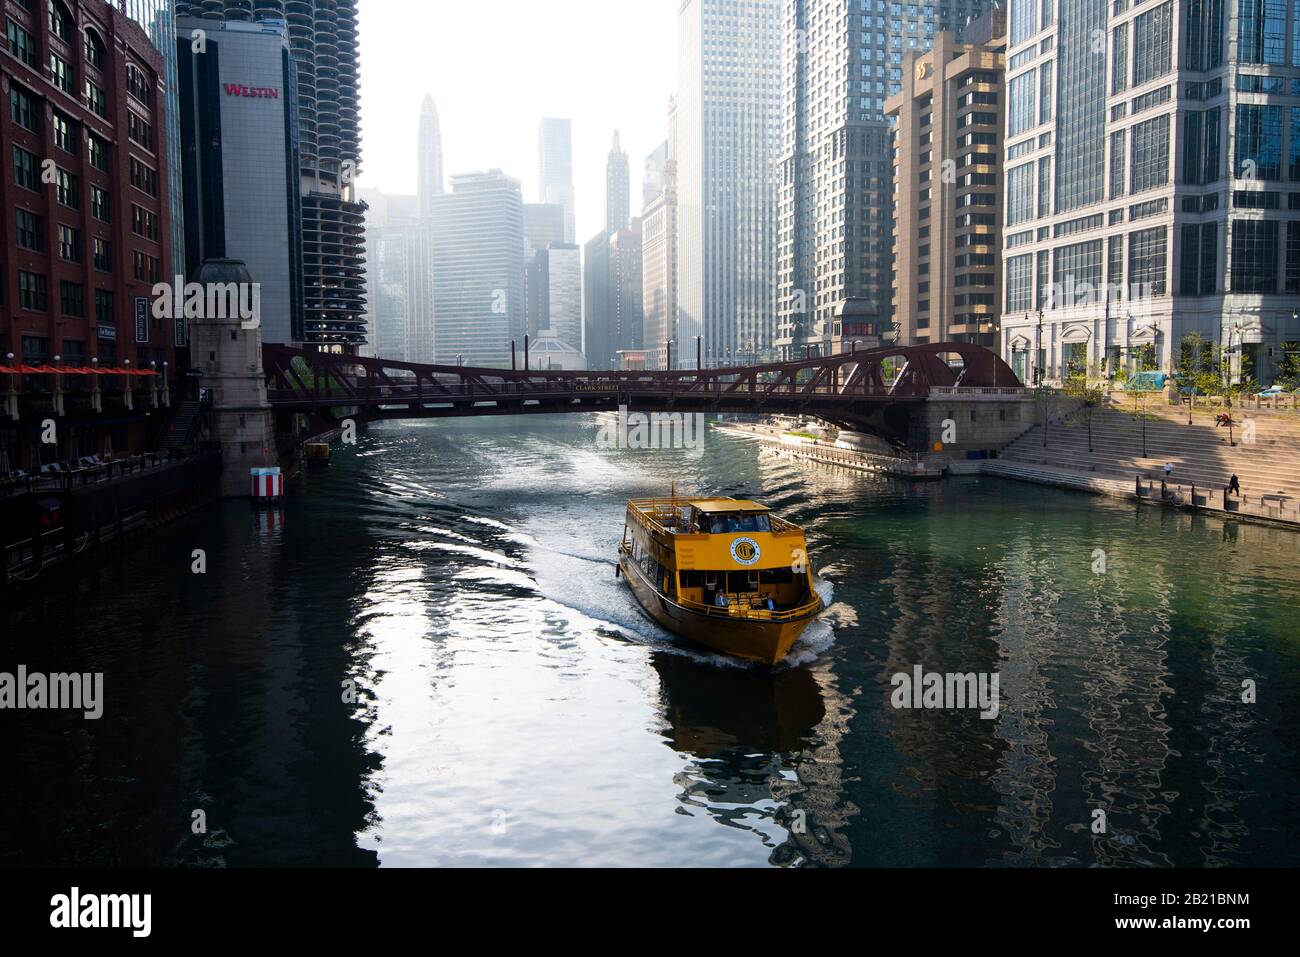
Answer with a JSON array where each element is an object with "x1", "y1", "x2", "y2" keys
[{"x1": 357, "y1": 0, "x2": 677, "y2": 241}]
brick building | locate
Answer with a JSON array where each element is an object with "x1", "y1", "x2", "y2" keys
[{"x1": 2, "y1": 0, "x2": 174, "y2": 470}]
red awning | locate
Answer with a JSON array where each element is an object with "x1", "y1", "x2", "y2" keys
[
  {"x1": 0, "y1": 366, "x2": 17, "y2": 375},
  {"x1": 16, "y1": 365, "x2": 44, "y2": 374}
]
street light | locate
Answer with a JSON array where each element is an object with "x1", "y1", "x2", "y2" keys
[
  {"x1": 3, "y1": 353, "x2": 15, "y2": 426},
  {"x1": 1223, "y1": 319, "x2": 1243, "y2": 389},
  {"x1": 1034, "y1": 310, "x2": 1044, "y2": 385}
]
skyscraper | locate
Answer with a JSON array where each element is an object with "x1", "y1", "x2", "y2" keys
[
  {"x1": 418, "y1": 95, "x2": 445, "y2": 218},
  {"x1": 999, "y1": 0, "x2": 1300, "y2": 385},
  {"x1": 523, "y1": 203, "x2": 568, "y2": 339},
  {"x1": 365, "y1": 223, "x2": 412, "y2": 362},
  {"x1": 176, "y1": 15, "x2": 305, "y2": 344},
  {"x1": 887, "y1": 10, "x2": 1006, "y2": 348},
  {"x1": 675, "y1": 0, "x2": 781, "y2": 367},
  {"x1": 644, "y1": 141, "x2": 670, "y2": 208},
  {"x1": 358, "y1": 188, "x2": 434, "y2": 363},
  {"x1": 533, "y1": 244, "x2": 583, "y2": 357},
  {"x1": 428, "y1": 171, "x2": 526, "y2": 367},
  {"x1": 174, "y1": 0, "x2": 367, "y2": 350},
  {"x1": 610, "y1": 220, "x2": 644, "y2": 362},
  {"x1": 538, "y1": 118, "x2": 576, "y2": 243},
  {"x1": 583, "y1": 231, "x2": 613, "y2": 367},
  {"x1": 776, "y1": 0, "x2": 989, "y2": 359},
  {"x1": 605, "y1": 131, "x2": 631, "y2": 234},
  {"x1": 643, "y1": 121, "x2": 679, "y2": 371},
  {"x1": 524, "y1": 204, "x2": 567, "y2": 254}
]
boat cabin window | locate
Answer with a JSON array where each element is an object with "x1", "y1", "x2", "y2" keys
[
  {"x1": 680, "y1": 568, "x2": 796, "y2": 591},
  {"x1": 697, "y1": 511, "x2": 772, "y2": 534}
]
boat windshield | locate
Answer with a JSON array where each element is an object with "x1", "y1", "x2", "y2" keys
[{"x1": 700, "y1": 512, "x2": 771, "y2": 534}]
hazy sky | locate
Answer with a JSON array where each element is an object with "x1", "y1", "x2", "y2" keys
[{"x1": 356, "y1": 0, "x2": 677, "y2": 242}]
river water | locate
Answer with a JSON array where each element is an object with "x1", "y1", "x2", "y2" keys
[{"x1": 3, "y1": 415, "x2": 1299, "y2": 867}]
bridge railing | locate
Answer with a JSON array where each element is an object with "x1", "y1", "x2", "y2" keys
[
  {"x1": 266, "y1": 379, "x2": 922, "y2": 404},
  {"x1": 929, "y1": 387, "x2": 1030, "y2": 397}
]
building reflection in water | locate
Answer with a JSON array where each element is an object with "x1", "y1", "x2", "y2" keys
[
  {"x1": 166, "y1": 501, "x2": 379, "y2": 867},
  {"x1": 876, "y1": 523, "x2": 1013, "y2": 865},
  {"x1": 870, "y1": 503, "x2": 1294, "y2": 867}
]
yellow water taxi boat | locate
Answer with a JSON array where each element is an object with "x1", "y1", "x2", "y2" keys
[{"x1": 618, "y1": 497, "x2": 824, "y2": 665}]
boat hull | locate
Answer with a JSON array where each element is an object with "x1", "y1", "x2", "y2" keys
[{"x1": 619, "y1": 554, "x2": 820, "y2": 666}]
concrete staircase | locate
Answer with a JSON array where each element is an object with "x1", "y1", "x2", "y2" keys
[
  {"x1": 158, "y1": 400, "x2": 203, "y2": 452},
  {"x1": 997, "y1": 404, "x2": 1300, "y2": 503}
]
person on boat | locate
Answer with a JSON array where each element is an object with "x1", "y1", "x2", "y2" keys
[
  {"x1": 714, "y1": 591, "x2": 729, "y2": 608},
  {"x1": 765, "y1": 597, "x2": 777, "y2": 611}
]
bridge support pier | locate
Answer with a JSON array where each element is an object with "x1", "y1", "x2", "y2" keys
[{"x1": 189, "y1": 259, "x2": 280, "y2": 497}]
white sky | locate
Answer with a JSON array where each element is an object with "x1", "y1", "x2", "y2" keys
[{"x1": 356, "y1": 0, "x2": 677, "y2": 242}]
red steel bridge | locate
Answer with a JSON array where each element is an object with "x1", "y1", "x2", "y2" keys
[{"x1": 263, "y1": 342, "x2": 1024, "y2": 450}]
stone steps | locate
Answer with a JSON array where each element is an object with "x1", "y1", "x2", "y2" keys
[{"x1": 1001, "y1": 408, "x2": 1300, "y2": 501}]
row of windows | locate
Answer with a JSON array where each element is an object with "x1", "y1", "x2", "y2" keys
[
  {"x1": 7, "y1": 271, "x2": 119, "y2": 322},
  {"x1": 5, "y1": 267, "x2": 160, "y2": 323},
  {"x1": 1007, "y1": 218, "x2": 1300, "y2": 306}
]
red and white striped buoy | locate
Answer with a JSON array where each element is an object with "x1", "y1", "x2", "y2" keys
[{"x1": 250, "y1": 467, "x2": 284, "y2": 501}]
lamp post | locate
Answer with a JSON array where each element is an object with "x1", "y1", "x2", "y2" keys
[
  {"x1": 52, "y1": 355, "x2": 64, "y2": 419},
  {"x1": 1223, "y1": 319, "x2": 1241, "y2": 389},
  {"x1": 5, "y1": 352, "x2": 18, "y2": 422},
  {"x1": 695, "y1": 335, "x2": 702, "y2": 371},
  {"x1": 1030, "y1": 310, "x2": 1042, "y2": 386}
]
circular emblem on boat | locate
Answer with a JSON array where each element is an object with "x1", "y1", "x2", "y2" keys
[{"x1": 730, "y1": 537, "x2": 761, "y2": 566}]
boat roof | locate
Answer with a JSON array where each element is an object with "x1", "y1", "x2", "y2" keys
[{"x1": 690, "y1": 499, "x2": 770, "y2": 514}]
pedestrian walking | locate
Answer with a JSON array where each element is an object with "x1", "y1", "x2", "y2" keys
[{"x1": 1229, "y1": 474, "x2": 1241, "y2": 497}]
